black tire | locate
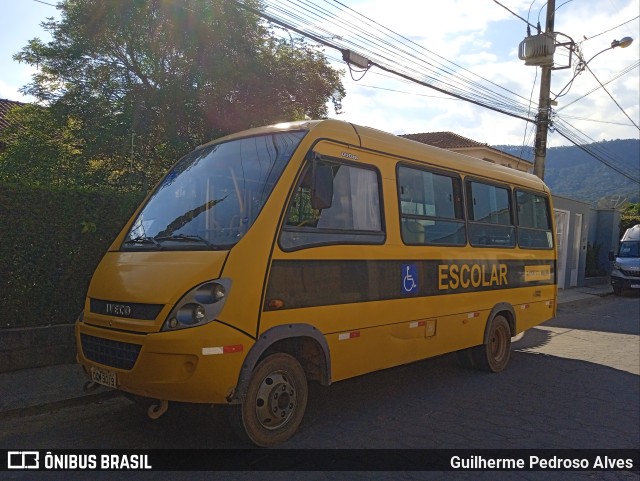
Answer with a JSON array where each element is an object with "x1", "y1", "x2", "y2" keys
[
  {"x1": 472, "y1": 315, "x2": 512, "y2": 373},
  {"x1": 613, "y1": 286, "x2": 622, "y2": 296},
  {"x1": 228, "y1": 353, "x2": 308, "y2": 447}
]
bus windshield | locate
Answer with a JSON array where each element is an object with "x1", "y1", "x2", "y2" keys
[{"x1": 123, "y1": 131, "x2": 306, "y2": 250}]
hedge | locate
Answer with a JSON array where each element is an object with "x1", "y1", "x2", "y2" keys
[{"x1": 0, "y1": 183, "x2": 144, "y2": 328}]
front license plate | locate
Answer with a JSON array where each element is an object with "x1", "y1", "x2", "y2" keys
[
  {"x1": 631, "y1": 284, "x2": 640, "y2": 289},
  {"x1": 91, "y1": 366, "x2": 117, "y2": 388}
]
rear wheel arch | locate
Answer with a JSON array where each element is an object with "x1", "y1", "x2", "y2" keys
[{"x1": 484, "y1": 303, "x2": 516, "y2": 342}]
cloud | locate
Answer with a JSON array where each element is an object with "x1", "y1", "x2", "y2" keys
[
  {"x1": 325, "y1": 0, "x2": 639, "y2": 146},
  {"x1": 0, "y1": 63, "x2": 38, "y2": 101}
]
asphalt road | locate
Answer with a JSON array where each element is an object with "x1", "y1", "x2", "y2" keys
[{"x1": 1, "y1": 295, "x2": 638, "y2": 480}]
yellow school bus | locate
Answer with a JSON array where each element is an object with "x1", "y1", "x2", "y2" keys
[{"x1": 76, "y1": 119, "x2": 556, "y2": 446}]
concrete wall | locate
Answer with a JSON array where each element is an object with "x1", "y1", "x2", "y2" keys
[
  {"x1": 0, "y1": 324, "x2": 76, "y2": 373},
  {"x1": 595, "y1": 209, "x2": 622, "y2": 268},
  {"x1": 552, "y1": 195, "x2": 592, "y2": 288},
  {"x1": 551, "y1": 196, "x2": 622, "y2": 288}
]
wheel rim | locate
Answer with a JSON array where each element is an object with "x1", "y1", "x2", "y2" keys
[
  {"x1": 490, "y1": 324, "x2": 509, "y2": 363},
  {"x1": 254, "y1": 370, "x2": 297, "y2": 430}
]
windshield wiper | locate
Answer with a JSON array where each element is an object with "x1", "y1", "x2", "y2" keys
[
  {"x1": 155, "y1": 234, "x2": 219, "y2": 250},
  {"x1": 123, "y1": 236, "x2": 162, "y2": 249}
]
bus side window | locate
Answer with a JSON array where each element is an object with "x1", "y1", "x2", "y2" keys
[
  {"x1": 281, "y1": 160, "x2": 385, "y2": 250},
  {"x1": 516, "y1": 190, "x2": 554, "y2": 249},
  {"x1": 397, "y1": 166, "x2": 466, "y2": 246},
  {"x1": 466, "y1": 180, "x2": 515, "y2": 247}
]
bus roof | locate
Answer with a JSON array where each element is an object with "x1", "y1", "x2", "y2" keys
[{"x1": 202, "y1": 119, "x2": 549, "y2": 193}]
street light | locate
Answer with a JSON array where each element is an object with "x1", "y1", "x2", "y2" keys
[
  {"x1": 583, "y1": 36, "x2": 634, "y2": 70},
  {"x1": 611, "y1": 36, "x2": 634, "y2": 49}
]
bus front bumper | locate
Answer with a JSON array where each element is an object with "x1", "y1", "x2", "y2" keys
[{"x1": 75, "y1": 321, "x2": 250, "y2": 404}]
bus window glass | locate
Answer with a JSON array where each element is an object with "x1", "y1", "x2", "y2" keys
[
  {"x1": 516, "y1": 190, "x2": 554, "y2": 249},
  {"x1": 467, "y1": 181, "x2": 515, "y2": 247},
  {"x1": 398, "y1": 166, "x2": 465, "y2": 245},
  {"x1": 281, "y1": 161, "x2": 384, "y2": 249},
  {"x1": 123, "y1": 131, "x2": 305, "y2": 250}
]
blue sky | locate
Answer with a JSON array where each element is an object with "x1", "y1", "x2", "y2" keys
[{"x1": 1, "y1": 0, "x2": 638, "y2": 148}]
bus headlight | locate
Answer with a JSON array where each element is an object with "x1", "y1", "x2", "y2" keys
[
  {"x1": 177, "y1": 303, "x2": 206, "y2": 325},
  {"x1": 162, "y1": 279, "x2": 231, "y2": 331}
]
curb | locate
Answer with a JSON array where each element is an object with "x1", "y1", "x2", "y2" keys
[
  {"x1": 557, "y1": 293, "x2": 612, "y2": 308},
  {"x1": 0, "y1": 390, "x2": 122, "y2": 421}
]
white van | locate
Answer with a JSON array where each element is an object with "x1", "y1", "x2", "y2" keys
[{"x1": 610, "y1": 224, "x2": 640, "y2": 295}]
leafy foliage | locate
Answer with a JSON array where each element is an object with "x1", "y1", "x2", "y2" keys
[
  {"x1": 6, "y1": 0, "x2": 345, "y2": 190},
  {"x1": 620, "y1": 202, "x2": 640, "y2": 236},
  {"x1": 0, "y1": 104, "x2": 87, "y2": 187},
  {"x1": 0, "y1": 184, "x2": 143, "y2": 328}
]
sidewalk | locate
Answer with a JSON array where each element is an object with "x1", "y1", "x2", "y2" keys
[{"x1": 0, "y1": 284, "x2": 615, "y2": 419}]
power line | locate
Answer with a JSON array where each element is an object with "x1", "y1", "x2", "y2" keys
[
  {"x1": 553, "y1": 118, "x2": 640, "y2": 184},
  {"x1": 584, "y1": 15, "x2": 640, "y2": 42},
  {"x1": 370, "y1": 61, "x2": 533, "y2": 123},
  {"x1": 559, "y1": 114, "x2": 638, "y2": 126},
  {"x1": 268, "y1": 0, "x2": 534, "y2": 114},
  {"x1": 554, "y1": 129, "x2": 640, "y2": 184},
  {"x1": 235, "y1": 0, "x2": 537, "y2": 122},
  {"x1": 557, "y1": 60, "x2": 640, "y2": 111},
  {"x1": 584, "y1": 63, "x2": 640, "y2": 130},
  {"x1": 521, "y1": 67, "x2": 539, "y2": 158},
  {"x1": 492, "y1": 0, "x2": 536, "y2": 29},
  {"x1": 329, "y1": 0, "x2": 534, "y2": 104},
  {"x1": 342, "y1": 83, "x2": 462, "y2": 101},
  {"x1": 240, "y1": 0, "x2": 637, "y2": 180}
]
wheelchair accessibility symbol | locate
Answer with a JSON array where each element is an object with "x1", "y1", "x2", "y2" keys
[{"x1": 402, "y1": 264, "x2": 418, "y2": 294}]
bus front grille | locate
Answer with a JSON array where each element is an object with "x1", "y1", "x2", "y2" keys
[{"x1": 81, "y1": 334, "x2": 141, "y2": 370}]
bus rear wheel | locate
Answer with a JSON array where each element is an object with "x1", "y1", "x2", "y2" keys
[
  {"x1": 473, "y1": 315, "x2": 512, "y2": 373},
  {"x1": 228, "y1": 353, "x2": 308, "y2": 447}
]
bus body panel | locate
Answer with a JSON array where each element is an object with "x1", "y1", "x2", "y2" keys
[
  {"x1": 76, "y1": 319, "x2": 250, "y2": 404},
  {"x1": 76, "y1": 119, "x2": 557, "y2": 417},
  {"x1": 84, "y1": 251, "x2": 228, "y2": 333}
]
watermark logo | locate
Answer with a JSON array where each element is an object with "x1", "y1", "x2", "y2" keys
[{"x1": 8, "y1": 451, "x2": 39, "y2": 469}]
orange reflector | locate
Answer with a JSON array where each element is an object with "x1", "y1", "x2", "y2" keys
[{"x1": 223, "y1": 345, "x2": 243, "y2": 354}]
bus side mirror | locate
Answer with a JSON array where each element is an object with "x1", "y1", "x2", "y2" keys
[{"x1": 311, "y1": 164, "x2": 333, "y2": 210}]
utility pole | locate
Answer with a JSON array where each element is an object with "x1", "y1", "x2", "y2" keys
[{"x1": 533, "y1": 0, "x2": 556, "y2": 180}]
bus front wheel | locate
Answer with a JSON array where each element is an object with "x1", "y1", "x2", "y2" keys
[
  {"x1": 228, "y1": 353, "x2": 308, "y2": 447},
  {"x1": 473, "y1": 315, "x2": 512, "y2": 373}
]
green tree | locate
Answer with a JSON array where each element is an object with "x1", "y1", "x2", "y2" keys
[
  {"x1": 620, "y1": 202, "x2": 640, "y2": 235},
  {"x1": 10, "y1": 0, "x2": 345, "y2": 189},
  {"x1": 0, "y1": 103, "x2": 88, "y2": 187}
]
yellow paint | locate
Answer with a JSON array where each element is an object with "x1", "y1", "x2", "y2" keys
[
  {"x1": 438, "y1": 263, "x2": 508, "y2": 290},
  {"x1": 76, "y1": 119, "x2": 557, "y2": 406},
  {"x1": 524, "y1": 264, "x2": 552, "y2": 282}
]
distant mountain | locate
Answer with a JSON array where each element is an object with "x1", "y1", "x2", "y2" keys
[{"x1": 493, "y1": 139, "x2": 640, "y2": 205}]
